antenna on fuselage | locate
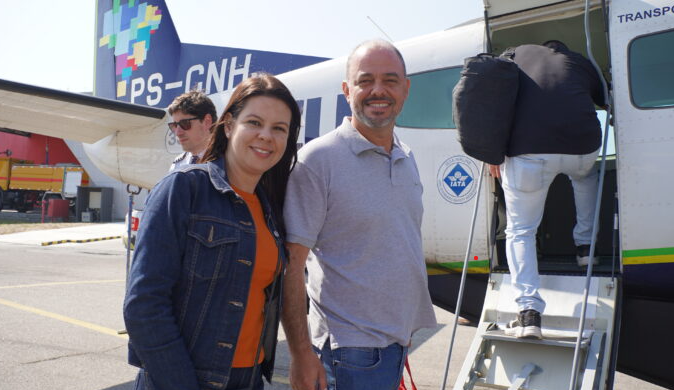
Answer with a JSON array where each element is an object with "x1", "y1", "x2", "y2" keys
[{"x1": 366, "y1": 16, "x2": 394, "y2": 42}]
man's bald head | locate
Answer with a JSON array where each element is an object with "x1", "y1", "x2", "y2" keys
[{"x1": 346, "y1": 39, "x2": 407, "y2": 80}]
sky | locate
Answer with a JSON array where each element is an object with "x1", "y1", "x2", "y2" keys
[{"x1": 0, "y1": 0, "x2": 484, "y2": 93}]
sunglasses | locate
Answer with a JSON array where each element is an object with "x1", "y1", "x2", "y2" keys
[{"x1": 168, "y1": 117, "x2": 200, "y2": 132}]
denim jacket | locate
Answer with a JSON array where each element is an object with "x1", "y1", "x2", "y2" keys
[{"x1": 123, "y1": 157, "x2": 287, "y2": 390}]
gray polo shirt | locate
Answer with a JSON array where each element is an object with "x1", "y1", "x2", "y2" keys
[{"x1": 284, "y1": 117, "x2": 437, "y2": 349}]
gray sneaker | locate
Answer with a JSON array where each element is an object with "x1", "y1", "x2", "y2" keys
[
  {"x1": 576, "y1": 245, "x2": 598, "y2": 267},
  {"x1": 505, "y1": 310, "x2": 542, "y2": 339}
]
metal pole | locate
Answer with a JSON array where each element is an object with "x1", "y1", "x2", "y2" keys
[
  {"x1": 126, "y1": 192, "x2": 133, "y2": 277},
  {"x1": 125, "y1": 184, "x2": 141, "y2": 279},
  {"x1": 119, "y1": 185, "x2": 141, "y2": 336},
  {"x1": 568, "y1": 0, "x2": 613, "y2": 388},
  {"x1": 568, "y1": 112, "x2": 610, "y2": 390},
  {"x1": 440, "y1": 162, "x2": 485, "y2": 390}
]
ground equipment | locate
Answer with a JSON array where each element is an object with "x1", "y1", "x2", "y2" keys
[{"x1": 0, "y1": 157, "x2": 89, "y2": 212}]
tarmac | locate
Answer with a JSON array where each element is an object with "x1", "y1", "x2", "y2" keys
[
  {"x1": 0, "y1": 222, "x2": 125, "y2": 246},
  {"x1": 0, "y1": 221, "x2": 666, "y2": 389},
  {"x1": 0, "y1": 221, "x2": 476, "y2": 389}
]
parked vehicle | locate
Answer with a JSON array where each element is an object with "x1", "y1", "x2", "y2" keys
[{"x1": 0, "y1": 157, "x2": 89, "y2": 212}]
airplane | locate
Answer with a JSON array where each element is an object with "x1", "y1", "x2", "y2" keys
[{"x1": 1, "y1": 0, "x2": 672, "y2": 388}]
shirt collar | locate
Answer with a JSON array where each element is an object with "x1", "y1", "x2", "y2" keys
[
  {"x1": 338, "y1": 117, "x2": 411, "y2": 159},
  {"x1": 207, "y1": 156, "x2": 233, "y2": 194},
  {"x1": 205, "y1": 156, "x2": 273, "y2": 215}
]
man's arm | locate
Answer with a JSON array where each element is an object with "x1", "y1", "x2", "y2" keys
[{"x1": 282, "y1": 242, "x2": 326, "y2": 390}]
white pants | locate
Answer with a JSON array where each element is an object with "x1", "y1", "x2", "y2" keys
[{"x1": 500, "y1": 150, "x2": 600, "y2": 313}]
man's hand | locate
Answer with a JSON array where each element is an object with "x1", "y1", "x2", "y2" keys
[
  {"x1": 289, "y1": 349, "x2": 327, "y2": 390},
  {"x1": 488, "y1": 164, "x2": 501, "y2": 179}
]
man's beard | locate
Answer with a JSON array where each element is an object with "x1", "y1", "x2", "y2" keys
[{"x1": 353, "y1": 98, "x2": 397, "y2": 129}]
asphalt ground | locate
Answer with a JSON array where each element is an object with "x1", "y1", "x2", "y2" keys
[{"x1": 0, "y1": 224, "x2": 666, "y2": 390}]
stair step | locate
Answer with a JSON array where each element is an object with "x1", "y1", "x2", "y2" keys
[
  {"x1": 451, "y1": 274, "x2": 617, "y2": 390},
  {"x1": 483, "y1": 329, "x2": 591, "y2": 349}
]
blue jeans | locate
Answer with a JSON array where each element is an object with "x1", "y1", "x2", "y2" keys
[
  {"x1": 133, "y1": 367, "x2": 263, "y2": 390},
  {"x1": 315, "y1": 340, "x2": 408, "y2": 390},
  {"x1": 500, "y1": 150, "x2": 600, "y2": 313}
]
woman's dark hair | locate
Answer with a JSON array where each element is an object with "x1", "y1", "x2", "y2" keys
[{"x1": 202, "y1": 74, "x2": 301, "y2": 233}]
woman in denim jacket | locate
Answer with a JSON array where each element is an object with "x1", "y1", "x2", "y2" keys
[{"x1": 124, "y1": 74, "x2": 301, "y2": 390}]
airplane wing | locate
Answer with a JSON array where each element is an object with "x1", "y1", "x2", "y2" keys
[{"x1": 0, "y1": 79, "x2": 166, "y2": 144}]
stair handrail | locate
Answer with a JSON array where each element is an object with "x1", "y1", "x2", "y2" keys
[
  {"x1": 568, "y1": 0, "x2": 613, "y2": 388},
  {"x1": 440, "y1": 162, "x2": 486, "y2": 390}
]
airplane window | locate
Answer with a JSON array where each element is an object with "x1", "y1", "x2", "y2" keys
[
  {"x1": 397, "y1": 67, "x2": 462, "y2": 129},
  {"x1": 628, "y1": 29, "x2": 674, "y2": 109}
]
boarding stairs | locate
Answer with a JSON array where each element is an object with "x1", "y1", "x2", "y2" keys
[
  {"x1": 444, "y1": 1, "x2": 618, "y2": 386},
  {"x1": 451, "y1": 273, "x2": 618, "y2": 390}
]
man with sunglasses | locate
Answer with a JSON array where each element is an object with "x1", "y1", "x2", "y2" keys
[{"x1": 168, "y1": 91, "x2": 217, "y2": 171}]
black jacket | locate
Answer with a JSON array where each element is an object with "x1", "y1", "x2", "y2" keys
[{"x1": 507, "y1": 44, "x2": 605, "y2": 156}]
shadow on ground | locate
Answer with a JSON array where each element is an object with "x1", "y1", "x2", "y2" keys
[{"x1": 101, "y1": 381, "x2": 134, "y2": 390}]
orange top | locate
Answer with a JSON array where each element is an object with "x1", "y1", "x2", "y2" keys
[{"x1": 231, "y1": 185, "x2": 279, "y2": 367}]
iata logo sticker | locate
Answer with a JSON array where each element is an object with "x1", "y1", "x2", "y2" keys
[{"x1": 437, "y1": 155, "x2": 478, "y2": 204}]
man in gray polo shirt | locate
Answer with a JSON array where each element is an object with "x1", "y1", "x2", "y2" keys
[{"x1": 282, "y1": 39, "x2": 437, "y2": 390}]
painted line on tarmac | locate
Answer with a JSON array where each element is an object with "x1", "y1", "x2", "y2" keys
[
  {"x1": 0, "y1": 297, "x2": 292, "y2": 383},
  {"x1": 273, "y1": 376, "x2": 290, "y2": 385},
  {"x1": 41, "y1": 236, "x2": 122, "y2": 246},
  {"x1": 0, "y1": 297, "x2": 128, "y2": 339},
  {"x1": 0, "y1": 295, "x2": 291, "y2": 384},
  {"x1": 0, "y1": 279, "x2": 125, "y2": 289}
]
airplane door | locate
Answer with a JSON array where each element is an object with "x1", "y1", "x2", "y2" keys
[
  {"x1": 609, "y1": 0, "x2": 674, "y2": 267},
  {"x1": 609, "y1": 1, "x2": 674, "y2": 386}
]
